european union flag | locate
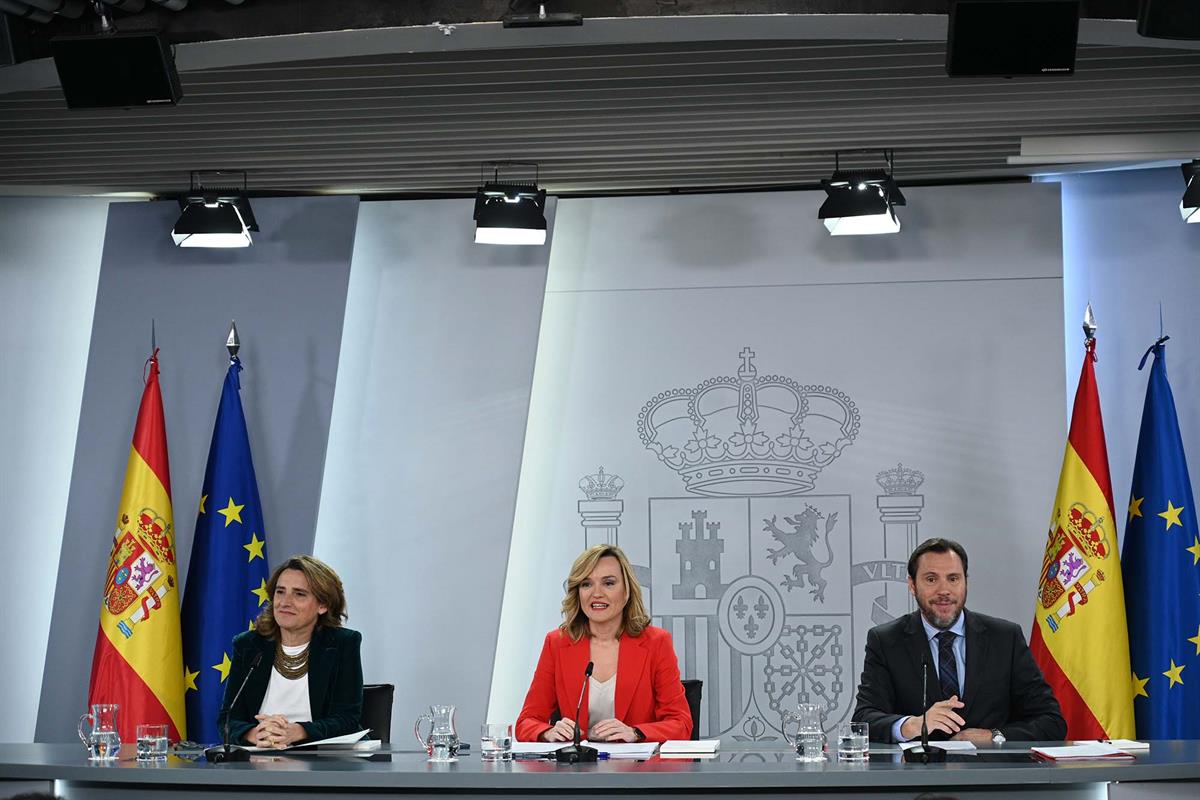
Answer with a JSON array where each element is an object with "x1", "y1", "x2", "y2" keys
[
  {"x1": 1122, "y1": 339, "x2": 1200, "y2": 739},
  {"x1": 180, "y1": 357, "x2": 271, "y2": 743}
]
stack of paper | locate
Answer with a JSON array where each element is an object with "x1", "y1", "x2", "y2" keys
[
  {"x1": 591, "y1": 741, "x2": 660, "y2": 759},
  {"x1": 1031, "y1": 743, "x2": 1137, "y2": 761},
  {"x1": 246, "y1": 729, "x2": 373, "y2": 752},
  {"x1": 1071, "y1": 739, "x2": 1149, "y2": 752},
  {"x1": 660, "y1": 739, "x2": 720, "y2": 758}
]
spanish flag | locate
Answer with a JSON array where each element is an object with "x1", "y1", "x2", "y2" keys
[
  {"x1": 1029, "y1": 332, "x2": 1134, "y2": 739},
  {"x1": 87, "y1": 350, "x2": 187, "y2": 743}
]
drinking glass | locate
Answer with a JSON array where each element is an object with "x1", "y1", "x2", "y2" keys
[
  {"x1": 480, "y1": 722, "x2": 513, "y2": 762},
  {"x1": 837, "y1": 721, "x2": 869, "y2": 762},
  {"x1": 136, "y1": 723, "x2": 169, "y2": 762}
]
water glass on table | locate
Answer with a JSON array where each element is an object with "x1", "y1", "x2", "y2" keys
[
  {"x1": 837, "y1": 721, "x2": 869, "y2": 762},
  {"x1": 480, "y1": 723, "x2": 513, "y2": 762},
  {"x1": 136, "y1": 723, "x2": 169, "y2": 762}
]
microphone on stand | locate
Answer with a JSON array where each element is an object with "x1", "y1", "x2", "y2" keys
[
  {"x1": 903, "y1": 658, "x2": 947, "y2": 763},
  {"x1": 556, "y1": 661, "x2": 599, "y2": 763},
  {"x1": 206, "y1": 651, "x2": 264, "y2": 763}
]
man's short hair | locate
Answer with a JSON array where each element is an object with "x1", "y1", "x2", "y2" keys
[{"x1": 907, "y1": 538, "x2": 969, "y2": 579}]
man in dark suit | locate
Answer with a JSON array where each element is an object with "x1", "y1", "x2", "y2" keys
[{"x1": 852, "y1": 538, "x2": 1066, "y2": 744}]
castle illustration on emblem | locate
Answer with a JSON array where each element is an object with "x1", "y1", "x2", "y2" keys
[{"x1": 577, "y1": 348, "x2": 929, "y2": 738}]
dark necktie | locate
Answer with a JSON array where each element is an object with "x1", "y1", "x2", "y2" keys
[{"x1": 936, "y1": 631, "x2": 960, "y2": 699}]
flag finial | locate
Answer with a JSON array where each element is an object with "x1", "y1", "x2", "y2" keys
[
  {"x1": 225, "y1": 320, "x2": 240, "y2": 359},
  {"x1": 1082, "y1": 303, "x2": 1096, "y2": 341}
]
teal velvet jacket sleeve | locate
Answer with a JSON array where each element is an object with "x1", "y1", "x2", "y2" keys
[
  {"x1": 217, "y1": 631, "x2": 272, "y2": 745},
  {"x1": 298, "y1": 627, "x2": 364, "y2": 742}
]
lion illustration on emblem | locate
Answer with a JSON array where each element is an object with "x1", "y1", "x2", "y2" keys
[{"x1": 763, "y1": 506, "x2": 838, "y2": 601}]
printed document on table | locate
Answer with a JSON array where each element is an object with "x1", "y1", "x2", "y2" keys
[
  {"x1": 245, "y1": 729, "x2": 371, "y2": 752},
  {"x1": 1032, "y1": 743, "x2": 1136, "y2": 760},
  {"x1": 660, "y1": 739, "x2": 720, "y2": 755}
]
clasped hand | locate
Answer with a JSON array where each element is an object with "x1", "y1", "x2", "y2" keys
[
  {"x1": 541, "y1": 717, "x2": 638, "y2": 743},
  {"x1": 247, "y1": 714, "x2": 306, "y2": 748},
  {"x1": 900, "y1": 696, "x2": 993, "y2": 745}
]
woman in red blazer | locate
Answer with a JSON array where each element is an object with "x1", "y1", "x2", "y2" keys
[{"x1": 515, "y1": 544, "x2": 692, "y2": 743}]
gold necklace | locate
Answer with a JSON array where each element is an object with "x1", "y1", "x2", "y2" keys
[{"x1": 274, "y1": 640, "x2": 310, "y2": 679}]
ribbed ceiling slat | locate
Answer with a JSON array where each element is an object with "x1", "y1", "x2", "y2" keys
[{"x1": 2, "y1": 37, "x2": 1199, "y2": 196}]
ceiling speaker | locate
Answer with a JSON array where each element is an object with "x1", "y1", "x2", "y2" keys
[
  {"x1": 1138, "y1": 0, "x2": 1200, "y2": 40},
  {"x1": 946, "y1": 0, "x2": 1081, "y2": 77},
  {"x1": 51, "y1": 32, "x2": 182, "y2": 109}
]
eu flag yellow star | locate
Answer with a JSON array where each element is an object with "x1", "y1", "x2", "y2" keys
[
  {"x1": 252, "y1": 578, "x2": 270, "y2": 607},
  {"x1": 1163, "y1": 659, "x2": 1185, "y2": 688},
  {"x1": 1158, "y1": 500, "x2": 1185, "y2": 531},
  {"x1": 218, "y1": 497, "x2": 245, "y2": 528},
  {"x1": 184, "y1": 666, "x2": 200, "y2": 692},
  {"x1": 1188, "y1": 625, "x2": 1200, "y2": 656},
  {"x1": 213, "y1": 652, "x2": 232, "y2": 683},
  {"x1": 1187, "y1": 536, "x2": 1200, "y2": 566},
  {"x1": 244, "y1": 532, "x2": 266, "y2": 562},
  {"x1": 1131, "y1": 671, "x2": 1150, "y2": 698},
  {"x1": 199, "y1": 494, "x2": 207, "y2": 514},
  {"x1": 1128, "y1": 496, "x2": 1144, "y2": 522}
]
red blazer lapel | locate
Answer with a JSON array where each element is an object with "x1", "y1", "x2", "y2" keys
[
  {"x1": 563, "y1": 635, "x2": 593, "y2": 732},
  {"x1": 615, "y1": 634, "x2": 648, "y2": 722}
]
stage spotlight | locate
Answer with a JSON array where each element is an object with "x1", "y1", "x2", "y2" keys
[
  {"x1": 818, "y1": 151, "x2": 906, "y2": 236},
  {"x1": 171, "y1": 171, "x2": 259, "y2": 248},
  {"x1": 1180, "y1": 160, "x2": 1200, "y2": 223},
  {"x1": 474, "y1": 163, "x2": 547, "y2": 245}
]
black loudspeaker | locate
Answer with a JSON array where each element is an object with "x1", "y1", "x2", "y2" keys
[
  {"x1": 946, "y1": 0, "x2": 1081, "y2": 77},
  {"x1": 50, "y1": 31, "x2": 182, "y2": 109},
  {"x1": 1138, "y1": 0, "x2": 1200, "y2": 40}
]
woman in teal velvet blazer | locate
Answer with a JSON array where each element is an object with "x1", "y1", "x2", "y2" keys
[{"x1": 217, "y1": 556, "x2": 363, "y2": 747}]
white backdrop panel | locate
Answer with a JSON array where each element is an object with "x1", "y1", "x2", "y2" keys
[
  {"x1": 490, "y1": 183, "x2": 1066, "y2": 739},
  {"x1": 0, "y1": 196, "x2": 108, "y2": 742},
  {"x1": 315, "y1": 198, "x2": 554, "y2": 745}
]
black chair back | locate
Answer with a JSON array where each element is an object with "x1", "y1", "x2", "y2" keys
[
  {"x1": 681, "y1": 679, "x2": 703, "y2": 740},
  {"x1": 361, "y1": 683, "x2": 394, "y2": 743}
]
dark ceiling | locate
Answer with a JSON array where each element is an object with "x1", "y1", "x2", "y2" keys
[{"x1": 1, "y1": 1, "x2": 1197, "y2": 199}]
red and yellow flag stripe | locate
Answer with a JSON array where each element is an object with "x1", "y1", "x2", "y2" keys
[
  {"x1": 1030, "y1": 337, "x2": 1134, "y2": 739},
  {"x1": 87, "y1": 352, "x2": 186, "y2": 742}
]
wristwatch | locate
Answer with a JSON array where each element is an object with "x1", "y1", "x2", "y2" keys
[
  {"x1": 632, "y1": 727, "x2": 646, "y2": 743},
  {"x1": 991, "y1": 729, "x2": 1006, "y2": 746}
]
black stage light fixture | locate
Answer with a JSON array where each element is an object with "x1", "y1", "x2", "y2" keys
[
  {"x1": 474, "y1": 163, "x2": 548, "y2": 245},
  {"x1": 1180, "y1": 160, "x2": 1200, "y2": 224},
  {"x1": 503, "y1": 1, "x2": 582, "y2": 28},
  {"x1": 818, "y1": 151, "x2": 906, "y2": 236},
  {"x1": 172, "y1": 171, "x2": 259, "y2": 248}
]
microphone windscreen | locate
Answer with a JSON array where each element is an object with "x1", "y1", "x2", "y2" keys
[{"x1": 584, "y1": 661, "x2": 594, "y2": 677}]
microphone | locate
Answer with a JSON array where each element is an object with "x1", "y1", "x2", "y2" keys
[
  {"x1": 556, "y1": 661, "x2": 599, "y2": 763},
  {"x1": 206, "y1": 650, "x2": 264, "y2": 763},
  {"x1": 903, "y1": 656, "x2": 946, "y2": 764}
]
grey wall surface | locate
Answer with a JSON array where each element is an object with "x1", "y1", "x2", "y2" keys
[
  {"x1": 1057, "y1": 167, "x2": 1200, "y2": 542},
  {"x1": 490, "y1": 182, "x2": 1068, "y2": 734},
  {"x1": 34, "y1": 196, "x2": 359, "y2": 742},
  {"x1": 314, "y1": 198, "x2": 553, "y2": 746},
  {"x1": 0, "y1": 196, "x2": 109, "y2": 742}
]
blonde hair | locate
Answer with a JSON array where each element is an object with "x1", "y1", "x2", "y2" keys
[
  {"x1": 255, "y1": 555, "x2": 348, "y2": 639},
  {"x1": 559, "y1": 545, "x2": 649, "y2": 641}
]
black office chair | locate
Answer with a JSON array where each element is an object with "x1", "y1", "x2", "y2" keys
[
  {"x1": 681, "y1": 679, "x2": 703, "y2": 740},
  {"x1": 361, "y1": 683, "x2": 394, "y2": 743}
]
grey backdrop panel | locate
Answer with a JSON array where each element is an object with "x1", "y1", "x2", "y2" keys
[
  {"x1": 313, "y1": 197, "x2": 554, "y2": 747},
  {"x1": 36, "y1": 196, "x2": 359, "y2": 742}
]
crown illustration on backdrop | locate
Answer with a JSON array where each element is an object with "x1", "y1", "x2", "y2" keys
[
  {"x1": 637, "y1": 347, "x2": 860, "y2": 496},
  {"x1": 579, "y1": 466, "x2": 625, "y2": 500},
  {"x1": 876, "y1": 463, "x2": 925, "y2": 496}
]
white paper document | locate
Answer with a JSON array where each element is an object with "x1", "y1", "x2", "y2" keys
[
  {"x1": 245, "y1": 729, "x2": 372, "y2": 752},
  {"x1": 511, "y1": 740, "x2": 659, "y2": 759},
  {"x1": 899, "y1": 740, "x2": 977, "y2": 753},
  {"x1": 1070, "y1": 739, "x2": 1149, "y2": 752},
  {"x1": 660, "y1": 739, "x2": 720, "y2": 755},
  {"x1": 1032, "y1": 743, "x2": 1136, "y2": 761}
]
